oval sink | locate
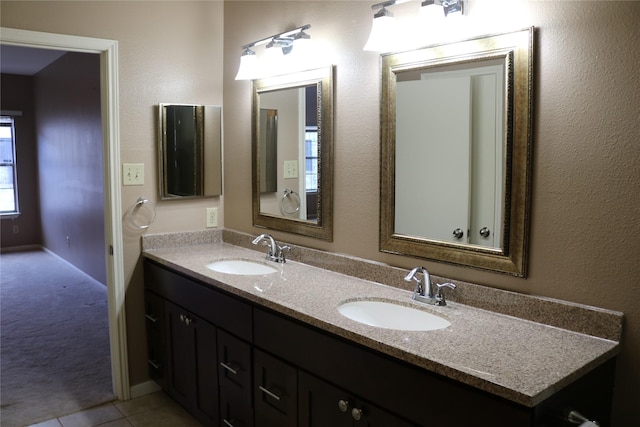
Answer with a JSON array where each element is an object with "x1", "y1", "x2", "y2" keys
[
  {"x1": 206, "y1": 259, "x2": 278, "y2": 276},
  {"x1": 337, "y1": 300, "x2": 450, "y2": 331}
]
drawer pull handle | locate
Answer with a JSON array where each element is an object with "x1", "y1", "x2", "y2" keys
[
  {"x1": 222, "y1": 419, "x2": 235, "y2": 427},
  {"x1": 145, "y1": 314, "x2": 158, "y2": 323},
  {"x1": 338, "y1": 399, "x2": 350, "y2": 412},
  {"x1": 258, "y1": 385, "x2": 281, "y2": 401},
  {"x1": 179, "y1": 314, "x2": 192, "y2": 326},
  {"x1": 148, "y1": 359, "x2": 161, "y2": 370},
  {"x1": 352, "y1": 407, "x2": 363, "y2": 421},
  {"x1": 220, "y1": 362, "x2": 239, "y2": 375}
]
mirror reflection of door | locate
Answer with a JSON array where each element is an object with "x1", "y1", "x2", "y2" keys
[
  {"x1": 395, "y1": 75, "x2": 471, "y2": 243},
  {"x1": 165, "y1": 105, "x2": 201, "y2": 197},
  {"x1": 259, "y1": 109, "x2": 278, "y2": 193},
  {"x1": 395, "y1": 62, "x2": 504, "y2": 247}
]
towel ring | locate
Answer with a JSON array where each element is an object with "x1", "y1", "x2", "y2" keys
[
  {"x1": 280, "y1": 189, "x2": 300, "y2": 216},
  {"x1": 127, "y1": 197, "x2": 156, "y2": 229}
]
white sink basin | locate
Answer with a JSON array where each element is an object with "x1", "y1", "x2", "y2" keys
[
  {"x1": 206, "y1": 259, "x2": 278, "y2": 276},
  {"x1": 337, "y1": 300, "x2": 450, "y2": 331}
]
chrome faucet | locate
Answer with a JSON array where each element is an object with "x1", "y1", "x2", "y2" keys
[
  {"x1": 404, "y1": 266, "x2": 456, "y2": 306},
  {"x1": 252, "y1": 233, "x2": 290, "y2": 263}
]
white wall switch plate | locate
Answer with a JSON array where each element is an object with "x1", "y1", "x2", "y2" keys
[
  {"x1": 206, "y1": 207, "x2": 218, "y2": 228},
  {"x1": 283, "y1": 160, "x2": 298, "y2": 178},
  {"x1": 123, "y1": 163, "x2": 144, "y2": 186}
]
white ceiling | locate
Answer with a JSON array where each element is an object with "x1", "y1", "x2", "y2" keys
[{"x1": 1, "y1": 44, "x2": 67, "y2": 76}]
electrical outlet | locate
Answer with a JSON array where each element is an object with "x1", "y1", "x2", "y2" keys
[
  {"x1": 283, "y1": 160, "x2": 298, "y2": 178},
  {"x1": 206, "y1": 207, "x2": 218, "y2": 228},
  {"x1": 123, "y1": 163, "x2": 144, "y2": 186}
]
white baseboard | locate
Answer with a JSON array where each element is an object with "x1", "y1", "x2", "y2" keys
[
  {"x1": 129, "y1": 380, "x2": 161, "y2": 399},
  {"x1": 41, "y1": 247, "x2": 106, "y2": 288}
]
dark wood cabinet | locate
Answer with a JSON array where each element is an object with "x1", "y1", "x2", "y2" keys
[
  {"x1": 165, "y1": 301, "x2": 219, "y2": 426},
  {"x1": 299, "y1": 372, "x2": 417, "y2": 427},
  {"x1": 145, "y1": 261, "x2": 253, "y2": 427},
  {"x1": 254, "y1": 349, "x2": 297, "y2": 427},
  {"x1": 144, "y1": 259, "x2": 616, "y2": 427},
  {"x1": 218, "y1": 330, "x2": 253, "y2": 427},
  {"x1": 144, "y1": 290, "x2": 166, "y2": 389}
]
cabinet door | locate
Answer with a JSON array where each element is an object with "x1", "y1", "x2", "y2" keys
[
  {"x1": 166, "y1": 301, "x2": 219, "y2": 426},
  {"x1": 145, "y1": 291, "x2": 166, "y2": 390},
  {"x1": 299, "y1": 372, "x2": 417, "y2": 427},
  {"x1": 298, "y1": 372, "x2": 352, "y2": 427},
  {"x1": 218, "y1": 330, "x2": 253, "y2": 427},
  {"x1": 254, "y1": 349, "x2": 297, "y2": 427}
]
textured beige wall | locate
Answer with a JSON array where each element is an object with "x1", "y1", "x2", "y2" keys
[
  {"x1": 1, "y1": 0, "x2": 224, "y2": 385},
  {"x1": 223, "y1": 1, "x2": 639, "y2": 425},
  {"x1": 2, "y1": 0, "x2": 638, "y2": 424}
]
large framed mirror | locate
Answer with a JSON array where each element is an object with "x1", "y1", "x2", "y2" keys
[
  {"x1": 380, "y1": 28, "x2": 534, "y2": 276},
  {"x1": 158, "y1": 104, "x2": 222, "y2": 200},
  {"x1": 252, "y1": 66, "x2": 334, "y2": 241}
]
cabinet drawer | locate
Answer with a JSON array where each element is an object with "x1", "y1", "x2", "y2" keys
[
  {"x1": 218, "y1": 330, "x2": 252, "y2": 403},
  {"x1": 299, "y1": 372, "x2": 418, "y2": 427},
  {"x1": 254, "y1": 349, "x2": 297, "y2": 427},
  {"x1": 144, "y1": 290, "x2": 165, "y2": 334},
  {"x1": 145, "y1": 260, "x2": 252, "y2": 341},
  {"x1": 220, "y1": 393, "x2": 254, "y2": 427}
]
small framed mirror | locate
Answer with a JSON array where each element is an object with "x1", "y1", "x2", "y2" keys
[
  {"x1": 158, "y1": 104, "x2": 222, "y2": 200},
  {"x1": 380, "y1": 28, "x2": 534, "y2": 276},
  {"x1": 252, "y1": 66, "x2": 334, "y2": 241}
]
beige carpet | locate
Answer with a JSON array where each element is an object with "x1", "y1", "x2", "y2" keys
[{"x1": 0, "y1": 249, "x2": 114, "y2": 427}]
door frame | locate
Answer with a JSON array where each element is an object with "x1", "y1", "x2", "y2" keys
[{"x1": 1, "y1": 27, "x2": 129, "y2": 399}]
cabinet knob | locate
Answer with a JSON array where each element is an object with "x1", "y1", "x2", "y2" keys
[
  {"x1": 338, "y1": 399, "x2": 350, "y2": 412},
  {"x1": 479, "y1": 227, "x2": 491, "y2": 238},
  {"x1": 452, "y1": 228, "x2": 464, "y2": 239},
  {"x1": 351, "y1": 407, "x2": 363, "y2": 421}
]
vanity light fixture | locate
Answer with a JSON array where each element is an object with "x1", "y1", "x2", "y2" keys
[
  {"x1": 364, "y1": 0, "x2": 464, "y2": 52},
  {"x1": 419, "y1": 0, "x2": 445, "y2": 21},
  {"x1": 235, "y1": 24, "x2": 312, "y2": 80},
  {"x1": 442, "y1": 0, "x2": 464, "y2": 17},
  {"x1": 235, "y1": 47, "x2": 259, "y2": 80},
  {"x1": 363, "y1": 1, "x2": 400, "y2": 52}
]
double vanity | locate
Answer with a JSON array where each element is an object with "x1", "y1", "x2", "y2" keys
[{"x1": 142, "y1": 230, "x2": 622, "y2": 427}]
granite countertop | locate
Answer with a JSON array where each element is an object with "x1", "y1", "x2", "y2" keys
[{"x1": 142, "y1": 240, "x2": 620, "y2": 407}]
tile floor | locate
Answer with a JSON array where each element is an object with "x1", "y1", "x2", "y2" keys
[{"x1": 27, "y1": 391, "x2": 202, "y2": 427}]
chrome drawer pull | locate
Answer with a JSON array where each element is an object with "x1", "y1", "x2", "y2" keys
[
  {"x1": 222, "y1": 419, "x2": 235, "y2": 427},
  {"x1": 220, "y1": 361, "x2": 239, "y2": 375},
  {"x1": 148, "y1": 360, "x2": 161, "y2": 370},
  {"x1": 145, "y1": 314, "x2": 158, "y2": 323},
  {"x1": 258, "y1": 385, "x2": 281, "y2": 401}
]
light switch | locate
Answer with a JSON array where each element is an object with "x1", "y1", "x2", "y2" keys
[
  {"x1": 123, "y1": 163, "x2": 144, "y2": 186},
  {"x1": 283, "y1": 160, "x2": 298, "y2": 179}
]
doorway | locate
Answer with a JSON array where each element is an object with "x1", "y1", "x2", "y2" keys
[{"x1": 1, "y1": 27, "x2": 129, "y2": 399}]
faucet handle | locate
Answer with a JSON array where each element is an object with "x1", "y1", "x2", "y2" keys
[
  {"x1": 277, "y1": 245, "x2": 291, "y2": 263},
  {"x1": 435, "y1": 282, "x2": 456, "y2": 306},
  {"x1": 404, "y1": 266, "x2": 424, "y2": 296}
]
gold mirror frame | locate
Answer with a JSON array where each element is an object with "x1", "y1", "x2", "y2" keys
[
  {"x1": 380, "y1": 28, "x2": 534, "y2": 276},
  {"x1": 252, "y1": 66, "x2": 334, "y2": 241}
]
